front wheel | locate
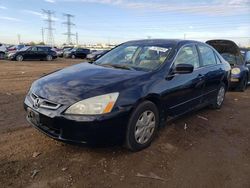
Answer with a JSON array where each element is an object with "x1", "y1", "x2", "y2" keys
[
  {"x1": 211, "y1": 83, "x2": 226, "y2": 109},
  {"x1": 0, "y1": 52, "x2": 5, "y2": 59},
  {"x1": 238, "y1": 76, "x2": 248, "y2": 92},
  {"x1": 125, "y1": 101, "x2": 159, "y2": 151},
  {"x1": 71, "y1": 55, "x2": 76, "y2": 59},
  {"x1": 16, "y1": 55, "x2": 23, "y2": 62}
]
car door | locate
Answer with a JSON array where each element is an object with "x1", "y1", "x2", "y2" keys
[
  {"x1": 37, "y1": 47, "x2": 47, "y2": 59},
  {"x1": 196, "y1": 44, "x2": 224, "y2": 103},
  {"x1": 245, "y1": 51, "x2": 250, "y2": 82},
  {"x1": 24, "y1": 47, "x2": 37, "y2": 59},
  {"x1": 75, "y1": 49, "x2": 83, "y2": 58},
  {"x1": 163, "y1": 44, "x2": 205, "y2": 117}
]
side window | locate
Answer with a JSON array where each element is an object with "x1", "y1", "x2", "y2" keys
[
  {"x1": 198, "y1": 45, "x2": 217, "y2": 66},
  {"x1": 214, "y1": 52, "x2": 221, "y2": 64},
  {"x1": 37, "y1": 47, "x2": 45, "y2": 52},
  {"x1": 174, "y1": 45, "x2": 200, "y2": 68},
  {"x1": 31, "y1": 47, "x2": 37, "y2": 52}
]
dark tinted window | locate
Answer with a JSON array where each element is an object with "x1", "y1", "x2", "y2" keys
[
  {"x1": 174, "y1": 45, "x2": 200, "y2": 68},
  {"x1": 198, "y1": 45, "x2": 217, "y2": 66}
]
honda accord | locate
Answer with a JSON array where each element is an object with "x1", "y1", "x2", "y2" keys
[{"x1": 24, "y1": 39, "x2": 231, "y2": 151}]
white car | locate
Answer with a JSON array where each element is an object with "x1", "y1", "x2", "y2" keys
[{"x1": 0, "y1": 43, "x2": 7, "y2": 59}]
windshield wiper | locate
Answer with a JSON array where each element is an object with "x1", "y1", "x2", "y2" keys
[{"x1": 101, "y1": 64, "x2": 135, "y2": 70}]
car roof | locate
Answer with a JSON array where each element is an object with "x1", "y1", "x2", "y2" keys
[{"x1": 123, "y1": 39, "x2": 203, "y2": 47}]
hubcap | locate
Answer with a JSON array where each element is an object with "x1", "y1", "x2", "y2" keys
[
  {"x1": 47, "y1": 55, "x2": 52, "y2": 61},
  {"x1": 17, "y1": 55, "x2": 23, "y2": 61},
  {"x1": 217, "y1": 86, "x2": 225, "y2": 106},
  {"x1": 72, "y1": 55, "x2": 75, "y2": 59},
  {"x1": 134, "y1": 110, "x2": 156, "y2": 144}
]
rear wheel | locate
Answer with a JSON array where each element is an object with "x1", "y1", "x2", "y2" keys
[
  {"x1": 16, "y1": 55, "x2": 23, "y2": 62},
  {"x1": 71, "y1": 54, "x2": 76, "y2": 59},
  {"x1": 46, "y1": 55, "x2": 53, "y2": 61},
  {"x1": 238, "y1": 75, "x2": 248, "y2": 92},
  {"x1": 211, "y1": 83, "x2": 226, "y2": 109},
  {"x1": 0, "y1": 52, "x2": 5, "y2": 59},
  {"x1": 125, "y1": 101, "x2": 159, "y2": 151}
]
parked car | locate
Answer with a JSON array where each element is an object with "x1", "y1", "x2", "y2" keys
[
  {"x1": 8, "y1": 46, "x2": 57, "y2": 61},
  {"x1": 24, "y1": 39, "x2": 231, "y2": 151},
  {"x1": 87, "y1": 50, "x2": 109, "y2": 61},
  {"x1": 206, "y1": 40, "x2": 249, "y2": 91},
  {"x1": 7, "y1": 44, "x2": 27, "y2": 52},
  {"x1": 240, "y1": 48, "x2": 250, "y2": 84},
  {"x1": 0, "y1": 43, "x2": 7, "y2": 59},
  {"x1": 64, "y1": 48, "x2": 90, "y2": 59}
]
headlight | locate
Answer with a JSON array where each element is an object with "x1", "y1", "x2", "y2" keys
[
  {"x1": 65, "y1": 92, "x2": 119, "y2": 115},
  {"x1": 231, "y1": 68, "x2": 241, "y2": 75}
]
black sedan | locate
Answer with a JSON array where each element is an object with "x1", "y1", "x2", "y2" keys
[
  {"x1": 86, "y1": 50, "x2": 109, "y2": 61},
  {"x1": 24, "y1": 39, "x2": 231, "y2": 151},
  {"x1": 8, "y1": 46, "x2": 57, "y2": 61},
  {"x1": 206, "y1": 40, "x2": 249, "y2": 91},
  {"x1": 64, "y1": 48, "x2": 90, "y2": 59}
]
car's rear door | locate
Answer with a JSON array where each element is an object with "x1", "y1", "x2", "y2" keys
[
  {"x1": 37, "y1": 47, "x2": 47, "y2": 59},
  {"x1": 164, "y1": 44, "x2": 205, "y2": 117},
  {"x1": 196, "y1": 44, "x2": 225, "y2": 103}
]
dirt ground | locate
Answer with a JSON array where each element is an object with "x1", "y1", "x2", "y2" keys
[{"x1": 0, "y1": 58, "x2": 249, "y2": 188}]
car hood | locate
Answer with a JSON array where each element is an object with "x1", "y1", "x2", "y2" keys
[
  {"x1": 206, "y1": 40, "x2": 241, "y2": 56},
  {"x1": 31, "y1": 63, "x2": 146, "y2": 105}
]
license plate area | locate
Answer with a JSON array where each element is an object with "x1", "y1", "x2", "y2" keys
[{"x1": 27, "y1": 107, "x2": 40, "y2": 126}]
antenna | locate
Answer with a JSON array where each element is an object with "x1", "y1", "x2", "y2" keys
[
  {"x1": 62, "y1": 13, "x2": 75, "y2": 45},
  {"x1": 42, "y1": 9, "x2": 55, "y2": 46}
]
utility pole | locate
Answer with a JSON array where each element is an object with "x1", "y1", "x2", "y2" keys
[
  {"x1": 41, "y1": 27, "x2": 45, "y2": 44},
  {"x1": 17, "y1": 34, "x2": 21, "y2": 44},
  {"x1": 75, "y1": 32, "x2": 78, "y2": 46},
  {"x1": 184, "y1": 33, "x2": 186, "y2": 40},
  {"x1": 42, "y1": 9, "x2": 55, "y2": 46},
  {"x1": 62, "y1": 13, "x2": 75, "y2": 45}
]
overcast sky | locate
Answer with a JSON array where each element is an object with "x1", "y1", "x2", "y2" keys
[{"x1": 0, "y1": 0, "x2": 249, "y2": 46}]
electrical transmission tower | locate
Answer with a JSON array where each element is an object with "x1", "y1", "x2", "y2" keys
[
  {"x1": 42, "y1": 9, "x2": 55, "y2": 46},
  {"x1": 62, "y1": 13, "x2": 75, "y2": 45}
]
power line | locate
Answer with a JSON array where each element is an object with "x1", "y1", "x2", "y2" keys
[
  {"x1": 62, "y1": 13, "x2": 75, "y2": 44},
  {"x1": 42, "y1": 9, "x2": 55, "y2": 46}
]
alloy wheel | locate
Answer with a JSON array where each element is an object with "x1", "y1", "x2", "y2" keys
[
  {"x1": 217, "y1": 86, "x2": 225, "y2": 106},
  {"x1": 134, "y1": 110, "x2": 156, "y2": 144}
]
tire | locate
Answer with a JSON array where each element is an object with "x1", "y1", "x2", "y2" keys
[
  {"x1": 16, "y1": 55, "x2": 23, "y2": 62},
  {"x1": 0, "y1": 52, "x2": 5, "y2": 59},
  {"x1": 238, "y1": 75, "x2": 248, "y2": 92},
  {"x1": 46, "y1": 55, "x2": 53, "y2": 61},
  {"x1": 71, "y1": 55, "x2": 76, "y2": 59},
  {"x1": 125, "y1": 101, "x2": 159, "y2": 151},
  {"x1": 211, "y1": 83, "x2": 226, "y2": 109}
]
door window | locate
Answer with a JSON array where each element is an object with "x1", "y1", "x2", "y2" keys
[
  {"x1": 198, "y1": 45, "x2": 217, "y2": 66},
  {"x1": 31, "y1": 47, "x2": 37, "y2": 52},
  {"x1": 174, "y1": 45, "x2": 200, "y2": 68}
]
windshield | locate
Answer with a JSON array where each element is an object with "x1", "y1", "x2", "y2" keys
[
  {"x1": 221, "y1": 53, "x2": 243, "y2": 66},
  {"x1": 95, "y1": 43, "x2": 172, "y2": 71},
  {"x1": 19, "y1": 46, "x2": 30, "y2": 51}
]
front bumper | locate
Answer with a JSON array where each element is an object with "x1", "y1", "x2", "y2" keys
[
  {"x1": 229, "y1": 74, "x2": 242, "y2": 88},
  {"x1": 24, "y1": 96, "x2": 130, "y2": 144}
]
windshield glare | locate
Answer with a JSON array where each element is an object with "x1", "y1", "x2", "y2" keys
[{"x1": 95, "y1": 44, "x2": 172, "y2": 71}]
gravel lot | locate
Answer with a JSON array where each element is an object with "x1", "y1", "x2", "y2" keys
[{"x1": 0, "y1": 58, "x2": 250, "y2": 188}]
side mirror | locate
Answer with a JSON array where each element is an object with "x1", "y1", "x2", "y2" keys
[{"x1": 174, "y1": 64, "x2": 194, "y2": 74}]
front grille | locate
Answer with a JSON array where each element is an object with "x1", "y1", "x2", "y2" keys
[{"x1": 30, "y1": 93, "x2": 61, "y2": 110}]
